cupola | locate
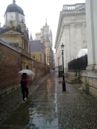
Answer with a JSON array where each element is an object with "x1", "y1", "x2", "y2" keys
[{"x1": 5, "y1": 0, "x2": 24, "y2": 15}]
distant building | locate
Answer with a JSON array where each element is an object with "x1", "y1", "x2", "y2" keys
[
  {"x1": 35, "y1": 32, "x2": 42, "y2": 40},
  {"x1": 29, "y1": 40, "x2": 45, "y2": 64},
  {"x1": 36, "y1": 22, "x2": 54, "y2": 68}
]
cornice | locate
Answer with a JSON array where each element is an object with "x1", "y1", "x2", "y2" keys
[{"x1": 55, "y1": 3, "x2": 86, "y2": 49}]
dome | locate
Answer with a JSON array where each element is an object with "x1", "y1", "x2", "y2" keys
[{"x1": 5, "y1": 1, "x2": 24, "y2": 15}]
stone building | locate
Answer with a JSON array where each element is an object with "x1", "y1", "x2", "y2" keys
[
  {"x1": 35, "y1": 22, "x2": 54, "y2": 68},
  {"x1": 35, "y1": 32, "x2": 42, "y2": 40},
  {"x1": 0, "y1": 0, "x2": 49, "y2": 94},
  {"x1": 0, "y1": 0, "x2": 30, "y2": 68},
  {"x1": 29, "y1": 40, "x2": 45, "y2": 64},
  {"x1": 81, "y1": 0, "x2": 97, "y2": 97},
  {"x1": 41, "y1": 22, "x2": 53, "y2": 66},
  {"x1": 55, "y1": 3, "x2": 86, "y2": 72}
]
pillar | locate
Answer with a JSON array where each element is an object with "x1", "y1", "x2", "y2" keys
[{"x1": 86, "y1": 0, "x2": 97, "y2": 70}]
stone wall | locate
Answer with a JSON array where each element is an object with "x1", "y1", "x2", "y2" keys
[
  {"x1": 81, "y1": 71, "x2": 97, "y2": 97},
  {"x1": 67, "y1": 71, "x2": 97, "y2": 98}
]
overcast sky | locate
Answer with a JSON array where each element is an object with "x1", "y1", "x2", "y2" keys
[{"x1": 0, "y1": 0, "x2": 85, "y2": 46}]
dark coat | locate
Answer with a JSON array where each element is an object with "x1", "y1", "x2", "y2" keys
[{"x1": 20, "y1": 73, "x2": 28, "y2": 88}]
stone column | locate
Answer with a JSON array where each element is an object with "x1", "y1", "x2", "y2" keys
[{"x1": 86, "y1": 0, "x2": 97, "y2": 70}]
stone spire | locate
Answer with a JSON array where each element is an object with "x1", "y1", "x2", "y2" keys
[
  {"x1": 30, "y1": 34, "x2": 33, "y2": 41},
  {"x1": 45, "y1": 18, "x2": 47, "y2": 26}
]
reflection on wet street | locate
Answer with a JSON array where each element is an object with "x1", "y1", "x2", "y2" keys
[
  {"x1": 26, "y1": 74, "x2": 59, "y2": 129},
  {"x1": 0, "y1": 73, "x2": 59, "y2": 129},
  {"x1": 1, "y1": 72, "x2": 97, "y2": 129}
]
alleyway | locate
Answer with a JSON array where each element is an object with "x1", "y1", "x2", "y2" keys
[{"x1": 0, "y1": 72, "x2": 97, "y2": 129}]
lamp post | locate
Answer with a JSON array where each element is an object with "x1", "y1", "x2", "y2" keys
[{"x1": 61, "y1": 43, "x2": 66, "y2": 91}]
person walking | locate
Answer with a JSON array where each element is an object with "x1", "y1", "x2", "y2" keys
[{"x1": 20, "y1": 73, "x2": 29, "y2": 101}]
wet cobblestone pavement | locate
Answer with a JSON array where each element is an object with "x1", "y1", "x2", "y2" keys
[
  {"x1": 0, "y1": 72, "x2": 97, "y2": 129},
  {"x1": 57, "y1": 79, "x2": 97, "y2": 129}
]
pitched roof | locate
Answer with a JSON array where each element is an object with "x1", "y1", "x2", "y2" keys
[
  {"x1": 0, "y1": 27, "x2": 21, "y2": 34},
  {"x1": 0, "y1": 27, "x2": 10, "y2": 34},
  {"x1": 29, "y1": 40, "x2": 45, "y2": 53}
]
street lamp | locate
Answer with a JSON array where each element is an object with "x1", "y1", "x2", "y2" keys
[{"x1": 61, "y1": 43, "x2": 66, "y2": 91}]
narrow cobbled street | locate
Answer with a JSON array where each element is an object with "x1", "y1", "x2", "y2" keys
[{"x1": 0, "y1": 72, "x2": 97, "y2": 129}]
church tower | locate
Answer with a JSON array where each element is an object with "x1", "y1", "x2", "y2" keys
[
  {"x1": 0, "y1": 0, "x2": 29, "y2": 52},
  {"x1": 4, "y1": 0, "x2": 26, "y2": 32},
  {"x1": 41, "y1": 21, "x2": 53, "y2": 67}
]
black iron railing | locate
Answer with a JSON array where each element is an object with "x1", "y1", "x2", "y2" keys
[{"x1": 68, "y1": 55, "x2": 88, "y2": 71}]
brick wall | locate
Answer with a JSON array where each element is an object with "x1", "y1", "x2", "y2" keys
[
  {"x1": 33, "y1": 61, "x2": 49, "y2": 79},
  {"x1": 0, "y1": 42, "x2": 21, "y2": 90},
  {"x1": 0, "y1": 41, "x2": 49, "y2": 91}
]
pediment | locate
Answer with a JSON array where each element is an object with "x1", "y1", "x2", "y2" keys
[
  {"x1": 3, "y1": 30, "x2": 21, "y2": 35},
  {"x1": 0, "y1": 29, "x2": 21, "y2": 35}
]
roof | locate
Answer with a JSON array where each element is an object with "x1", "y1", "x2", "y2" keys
[
  {"x1": 5, "y1": 1, "x2": 24, "y2": 15},
  {"x1": 0, "y1": 27, "x2": 11, "y2": 34},
  {"x1": 0, "y1": 27, "x2": 21, "y2": 34},
  {"x1": 0, "y1": 27, "x2": 29, "y2": 41},
  {"x1": 29, "y1": 40, "x2": 45, "y2": 53}
]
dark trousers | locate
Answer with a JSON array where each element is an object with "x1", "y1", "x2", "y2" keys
[{"x1": 21, "y1": 86, "x2": 29, "y2": 100}]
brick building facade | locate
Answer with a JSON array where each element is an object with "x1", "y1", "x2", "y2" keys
[{"x1": 0, "y1": 39, "x2": 48, "y2": 93}]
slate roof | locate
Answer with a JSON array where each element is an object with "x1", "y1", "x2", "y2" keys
[
  {"x1": 5, "y1": 2, "x2": 24, "y2": 15},
  {"x1": 29, "y1": 40, "x2": 45, "y2": 53},
  {"x1": 0, "y1": 27, "x2": 28, "y2": 41},
  {"x1": 0, "y1": 27, "x2": 21, "y2": 35},
  {"x1": 0, "y1": 28, "x2": 10, "y2": 34}
]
